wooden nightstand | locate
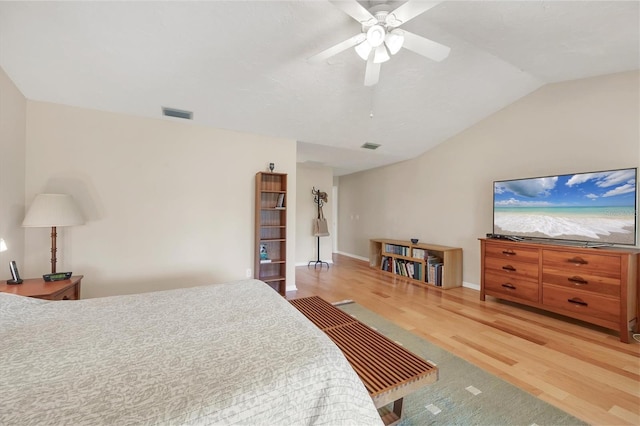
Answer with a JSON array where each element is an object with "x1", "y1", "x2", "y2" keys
[{"x1": 0, "y1": 276, "x2": 82, "y2": 300}]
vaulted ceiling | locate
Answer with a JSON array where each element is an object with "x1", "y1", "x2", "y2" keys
[{"x1": 1, "y1": 1, "x2": 638, "y2": 175}]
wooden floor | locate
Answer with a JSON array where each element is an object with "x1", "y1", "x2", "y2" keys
[{"x1": 289, "y1": 254, "x2": 640, "y2": 426}]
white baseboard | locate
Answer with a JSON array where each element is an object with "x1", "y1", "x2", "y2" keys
[
  {"x1": 335, "y1": 251, "x2": 369, "y2": 262},
  {"x1": 462, "y1": 281, "x2": 480, "y2": 291}
]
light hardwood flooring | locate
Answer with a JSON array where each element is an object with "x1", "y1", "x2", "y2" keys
[{"x1": 288, "y1": 254, "x2": 640, "y2": 426}]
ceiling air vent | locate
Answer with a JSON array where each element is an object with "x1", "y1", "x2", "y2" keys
[
  {"x1": 162, "y1": 107, "x2": 193, "y2": 120},
  {"x1": 361, "y1": 142, "x2": 381, "y2": 150}
]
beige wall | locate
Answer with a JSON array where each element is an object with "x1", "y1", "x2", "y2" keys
[
  {"x1": 338, "y1": 71, "x2": 640, "y2": 287},
  {"x1": 0, "y1": 66, "x2": 26, "y2": 279},
  {"x1": 295, "y1": 164, "x2": 333, "y2": 265},
  {"x1": 24, "y1": 101, "x2": 297, "y2": 298}
]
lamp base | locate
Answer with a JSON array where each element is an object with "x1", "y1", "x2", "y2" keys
[{"x1": 6, "y1": 279, "x2": 23, "y2": 285}]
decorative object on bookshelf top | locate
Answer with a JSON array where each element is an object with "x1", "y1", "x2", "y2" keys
[
  {"x1": 410, "y1": 238, "x2": 418, "y2": 244},
  {"x1": 269, "y1": 162, "x2": 275, "y2": 172}
]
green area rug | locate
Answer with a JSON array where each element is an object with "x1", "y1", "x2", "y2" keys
[{"x1": 336, "y1": 302, "x2": 587, "y2": 426}]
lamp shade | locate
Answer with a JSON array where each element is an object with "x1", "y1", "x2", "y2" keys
[
  {"x1": 355, "y1": 40, "x2": 372, "y2": 60},
  {"x1": 23, "y1": 194, "x2": 84, "y2": 227},
  {"x1": 385, "y1": 29, "x2": 405, "y2": 55},
  {"x1": 0, "y1": 238, "x2": 7, "y2": 252},
  {"x1": 373, "y1": 44, "x2": 390, "y2": 64}
]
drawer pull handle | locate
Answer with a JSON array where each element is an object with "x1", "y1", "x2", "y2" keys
[
  {"x1": 502, "y1": 249, "x2": 516, "y2": 256},
  {"x1": 568, "y1": 276, "x2": 588, "y2": 285},
  {"x1": 567, "y1": 297, "x2": 588, "y2": 307},
  {"x1": 502, "y1": 265, "x2": 516, "y2": 272},
  {"x1": 568, "y1": 257, "x2": 588, "y2": 266},
  {"x1": 501, "y1": 283, "x2": 516, "y2": 290}
]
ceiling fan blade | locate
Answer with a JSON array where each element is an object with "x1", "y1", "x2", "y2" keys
[
  {"x1": 387, "y1": 0, "x2": 443, "y2": 26},
  {"x1": 329, "y1": 0, "x2": 376, "y2": 25},
  {"x1": 308, "y1": 33, "x2": 366, "y2": 63},
  {"x1": 364, "y1": 56, "x2": 380, "y2": 86},
  {"x1": 402, "y1": 30, "x2": 450, "y2": 62}
]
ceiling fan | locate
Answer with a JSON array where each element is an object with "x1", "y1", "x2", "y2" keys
[{"x1": 309, "y1": 0, "x2": 450, "y2": 86}]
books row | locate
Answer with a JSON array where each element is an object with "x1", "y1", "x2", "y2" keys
[
  {"x1": 427, "y1": 262, "x2": 444, "y2": 286},
  {"x1": 383, "y1": 245, "x2": 433, "y2": 262},
  {"x1": 412, "y1": 248, "x2": 429, "y2": 260},
  {"x1": 379, "y1": 254, "x2": 444, "y2": 286},
  {"x1": 384, "y1": 244, "x2": 409, "y2": 256},
  {"x1": 381, "y1": 256, "x2": 422, "y2": 281},
  {"x1": 426, "y1": 255, "x2": 443, "y2": 286}
]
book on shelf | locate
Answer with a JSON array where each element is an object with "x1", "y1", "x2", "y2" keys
[
  {"x1": 381, "y1": 256, "x2": 393, "y2": 272},
  {"x1": 435, "y1": 263, "x2": 443, "y2": 286},
  {"x1": 385, "y1": 243, "x2": 408, "y2": 256},
  {"x1": 260, "y1": 259, "x2": 272, "y2": 264},
  {"x1": 276, "y1": 193, "x2": 285, "y2": 208},
  {"x1": 427, "y1": 262, "x2": 444, "y2": 286},
  {"x1": 412, "y1": 248, "x2": 428, "y2": 260},
  {"x1": 397, "y1": 259, "x2": 405, "y2": 276},
  {"x1": 413, "y1": 261, "x2": 421, "y2": 280},
  {"x1": 381, "y1": 255, "x2": 425, "y2": 281}
]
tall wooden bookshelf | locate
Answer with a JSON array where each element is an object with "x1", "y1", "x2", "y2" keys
[
  {"x1": 369, "y1": 238, "x2": 462, "y2": 289},
  {"x1": 255, "y1": 172, "x2": 287, "y2": 295}
]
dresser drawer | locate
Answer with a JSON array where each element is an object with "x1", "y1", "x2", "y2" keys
[
  {"x1": 542, "y1": 284, "x2": 619, "y2": 324},
  {"x1": 484, "y1": 271, "x2": 539, "y2": 302},
  {"x1": 542, "y1": 250, "x2": 620, "y2": 279},
  {"x1": 542, "y1": 267, "x2": 620, "y2": 297},
  {"x1": 484, "y1": 257, "x2": 539, "y2": 281},
  {"x1": 484, "y1": 243, "x2": 539, "y2": 263}
]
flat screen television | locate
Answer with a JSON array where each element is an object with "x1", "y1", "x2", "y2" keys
[{"x1": 493, "y1": 167, "x2": 637, "y2": 246}]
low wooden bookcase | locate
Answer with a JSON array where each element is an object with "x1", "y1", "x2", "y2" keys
[
  {"x1": 369, "y1": 238, "x2": 462, "y2": 289},
  {"x1": 480, "y1": 238, "x2": 639, "y2": 343}
]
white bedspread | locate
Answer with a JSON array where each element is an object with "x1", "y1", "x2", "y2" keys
[{"x1": 0, "y1": 279, "x2": 382, "y2": 425}]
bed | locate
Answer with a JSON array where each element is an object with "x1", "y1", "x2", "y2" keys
[{"x1": 0, "y1": 279, "x2": 383, "y2": 425}]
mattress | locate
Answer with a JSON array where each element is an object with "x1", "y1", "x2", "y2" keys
[{"x1": 0, "y1": 279, "x2": 382, "y2": 425}]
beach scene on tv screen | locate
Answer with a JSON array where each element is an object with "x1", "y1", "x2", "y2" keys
[{"x1": 494, "y1": 169, "x2": 637, "y2": 245}]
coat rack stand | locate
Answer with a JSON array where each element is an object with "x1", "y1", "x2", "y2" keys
[{"x1": 308, "y1": 187, "x2": 330, "y2": 270}]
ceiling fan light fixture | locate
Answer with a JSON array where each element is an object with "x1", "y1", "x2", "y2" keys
[
  {"x1": 354, "y1": 40, "x2": 373, "y2": 61},
  {"x1": 373, "y1": 44, "x2": 390, "y2": 63},
  {"x1": 385, "y1": 13, "x2": 401, "y2": 27},
  {"x1": 385, "y1": 29, "x2": 404, "y2": 55},
  {"x1": 366, "y1": 25, "x2": 386, "y2": 47}
]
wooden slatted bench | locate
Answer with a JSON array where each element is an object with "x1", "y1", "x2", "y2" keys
[{"x1": 290, "y1": 296, "x2": 438, "y2": 426}]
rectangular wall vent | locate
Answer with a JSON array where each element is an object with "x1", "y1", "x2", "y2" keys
[
  {"x1": 162, "y1": 107, "x2": 193, "y2": 120},
  {"x1": 361, "y1": 142, "x2": 381, "y2": 150}
]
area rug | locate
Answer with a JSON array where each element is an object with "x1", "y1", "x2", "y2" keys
[{"x1": 336, "y1": 302, "x2": 587, "y2": 426}]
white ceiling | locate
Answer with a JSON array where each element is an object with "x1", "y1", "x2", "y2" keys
[{"x1": 1, "y1": 1, "x2": 638, "y2": 176}]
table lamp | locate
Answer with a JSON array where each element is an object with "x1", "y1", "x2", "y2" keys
[
  {"x1": 0, "y1": 238, "x2": 7, "y2": 253},
  {"x1": 23, "y1": 194, "x2": 84, "y2": 273}
]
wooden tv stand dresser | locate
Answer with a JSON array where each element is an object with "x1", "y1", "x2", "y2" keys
[{"x1": 480, "y1": 238, "x2": 638, "y2": 343}]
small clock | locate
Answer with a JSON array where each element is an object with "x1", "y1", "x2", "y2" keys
[{"x1": 43, "y1": 272, "x2": 73, "y2": 282}]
